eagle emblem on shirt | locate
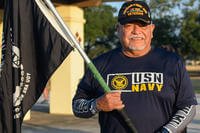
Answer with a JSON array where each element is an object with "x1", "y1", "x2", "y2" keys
[{"x1": 111, "y1": 75, "x2": 128, "y2": 90}]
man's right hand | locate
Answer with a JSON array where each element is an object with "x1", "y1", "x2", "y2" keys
[{"x1": 96, "y1": 92, "x2": 125, "y2": 112}]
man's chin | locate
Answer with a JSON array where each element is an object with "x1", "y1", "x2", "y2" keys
[
  {"x1": 132, "y1": 48, "x2": 145, "y2": 51},
  {"x1": 128, "y1": 45, "x2": 146, "y2": 51}
]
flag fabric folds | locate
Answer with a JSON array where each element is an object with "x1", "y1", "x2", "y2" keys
[
  {"x1": 0, "y1": 0, "x2": 73, "y2": 132},
  {"x1": 0, "y1": 0, "x2": 3, "y2": 9}
]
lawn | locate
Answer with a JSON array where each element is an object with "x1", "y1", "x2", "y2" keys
[{"x1": 191, "y1": 77, "x2": 200, "y2": 93}]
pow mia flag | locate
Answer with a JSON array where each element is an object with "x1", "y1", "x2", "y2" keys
[{"x1": 0, "y1": 0, "x2": 73, "y2": 132}]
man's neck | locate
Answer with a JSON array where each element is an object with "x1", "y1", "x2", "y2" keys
[{"x1": 122, "y1": 46, "x2": 151, "y2": 58}]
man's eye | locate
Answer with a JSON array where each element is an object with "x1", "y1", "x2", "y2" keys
[
  {"x1": 123, "y1": 23, "x2": 149, "y2": 30},
  {"x1": 139, "y1": 23, "x2": 148, "y2": 27},
  {"x1": 123, "y1": 24, "x2": 132, "y2": 28}
]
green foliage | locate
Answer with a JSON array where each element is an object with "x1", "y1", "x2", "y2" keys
[
  {"x1": 152, "y1": 15, "x2": 181, "y2": 51},
  {"x1": 84, "y1": 4, "x2": 119, "y2": 58},
  {"x1": 180, "y1": 9, "x2": 200, "y2": 59},
  {"x1": 149, "y1": 0, "x2": 182, "y2": 18},
  {"x1": 150, "y1": 0, "x2": 200, "y2": 59}
]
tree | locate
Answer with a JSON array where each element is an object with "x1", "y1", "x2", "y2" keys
[
  {"x1": 150, "y1": 0, "x2": 200, "y2": 59},
  {"x1": 179, "y1": 3, "x2": 200, "y2": 59},
  {"x1": 149, "y1": 0, "x2": 182, "y2": 18},
  {"x1": 152, "y1": 16, "x2": 181, "y2": 53},
  {"x1": 84, "y1": 4, "x2": 119, "y2": 58}
]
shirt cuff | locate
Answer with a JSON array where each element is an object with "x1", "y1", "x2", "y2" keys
[{"x1": 89, "y1": 99, "x2": 100, "y2": 115}]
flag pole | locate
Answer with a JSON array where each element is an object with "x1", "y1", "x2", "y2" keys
[{"x1": 43, "y1": 0, "x2": 137, "y2": 132}]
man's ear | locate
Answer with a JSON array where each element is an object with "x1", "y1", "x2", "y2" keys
[{"x1": 151, "y1": 24, "x2": 155, "y2": 38}]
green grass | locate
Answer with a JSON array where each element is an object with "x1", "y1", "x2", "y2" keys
[{"x1": 191, "y1": 77, "x2": 200, "y2": 93}]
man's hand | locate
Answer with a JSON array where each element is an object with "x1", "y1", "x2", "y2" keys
[{"x1": 96, "y1": 92, "x2": 125, "y2": 112}]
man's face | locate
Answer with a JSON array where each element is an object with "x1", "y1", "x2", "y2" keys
[{"x1": 117, "y1": 22, "x2": 155, "y2": 56}]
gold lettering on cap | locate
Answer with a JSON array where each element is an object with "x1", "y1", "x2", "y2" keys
[
  {"x1": 142, "y1": 7, "x2": 147, "y2": 14},
  {"x1": 123, "y1": 3, "x2": 148, "y2": 15}
]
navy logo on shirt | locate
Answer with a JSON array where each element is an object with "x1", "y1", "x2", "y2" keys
[
  {"x1": 107, "y1": 72, "x2": 163, "y2": 92},
  {"x1": 111, "y1": 75, "x2": 128, "y2": 90}
]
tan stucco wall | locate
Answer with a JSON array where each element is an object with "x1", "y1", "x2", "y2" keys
[{"x1": 49, "y1": 5, "x2": 85, "y2": 114}]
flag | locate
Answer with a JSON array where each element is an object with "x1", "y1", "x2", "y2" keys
[
  {"x1": 0, "y1": 0, "x2": 73, "y2": 132},
  {"x1": 0, "y1": 0, "x2": 3, "y2": 9}
]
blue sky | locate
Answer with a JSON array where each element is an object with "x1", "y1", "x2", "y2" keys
[
  {"x1": 105, "y1": 0, "x2": 200, "y2": 17},
  {"x1": 104, "y1": 1, "x2": 184, "y2": 17},
  {"x1": 104, "y1": 2, "x2": 124, "y2": 16},
  {"x1": 105, "y1": 2, "x2": 123, "y2": 10}
]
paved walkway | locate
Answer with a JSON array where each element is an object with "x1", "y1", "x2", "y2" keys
[
  {"x1": 22, "y1": 94, "x2": 200, "y2": 133},
  {"x1": 22, "y1": 102, "x2": 99, "y2": 133}
]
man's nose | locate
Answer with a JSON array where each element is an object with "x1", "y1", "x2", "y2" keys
[{"x1": 131, "y1": 25, "x2": 140, "y2": 33}]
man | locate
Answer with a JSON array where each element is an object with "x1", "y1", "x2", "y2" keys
[{"x1": 72, "y1": 1, "x2": 197, "y2": 133}]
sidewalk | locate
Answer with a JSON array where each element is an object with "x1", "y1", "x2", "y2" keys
[
  {"x1": 22, "y1": 94, "x2": 200, "y2": 133},
  {"x1": 22, "y1": 102, "x2": 100, "y2": 133}
]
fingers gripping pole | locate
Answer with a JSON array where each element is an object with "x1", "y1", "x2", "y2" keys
[{"x1": 42, "y1": 0, "x2": 137, "y2": 132}]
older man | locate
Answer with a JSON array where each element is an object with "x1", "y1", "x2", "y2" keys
[{"x1": 72, "y1": 1, "x2": 197, "y2": 133}]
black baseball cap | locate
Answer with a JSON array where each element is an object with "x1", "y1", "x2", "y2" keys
[{"x1": 118, "y1": 0, "x2": 152, "y2": 25}]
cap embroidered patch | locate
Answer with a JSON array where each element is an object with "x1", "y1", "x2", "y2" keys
[
  {"x1": 118, "y1": 1, "x2": 151, "y2": 25},
  {"x1": 123, "y1": 4, "x2": 148, "y2": 16}
]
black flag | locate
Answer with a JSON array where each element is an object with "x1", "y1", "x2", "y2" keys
[
  {"x1": 0, "y1": 0, "x2": 73, "y2": 132},
  {"x1": 0, "y1": 0, "x2": 3, "y2": 9}
]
